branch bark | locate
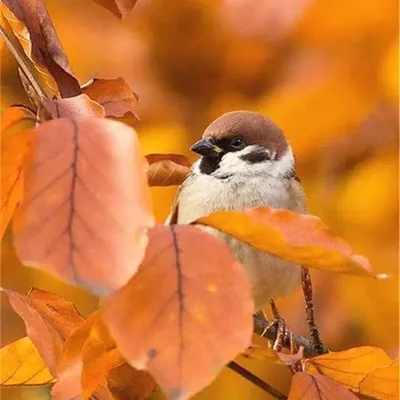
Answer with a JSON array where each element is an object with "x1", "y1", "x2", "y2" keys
[{"x1": 253, "y1": 313, "x2": 329, "y2": 358}]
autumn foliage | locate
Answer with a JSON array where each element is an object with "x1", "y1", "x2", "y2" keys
[{"x1": 0, "y1": 1, "x2": 398, "y2": 400}]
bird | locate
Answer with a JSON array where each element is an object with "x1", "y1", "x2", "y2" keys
[{"x1": 167, "y1": 110, "x2": 307, "y2": 313}]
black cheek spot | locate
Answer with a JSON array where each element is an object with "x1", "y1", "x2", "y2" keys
[
  {"x1": 148, "y1": 348, "x2": 158, "y2": 360},
  {"x1": 240, "y1": 150, "x2": 270, "y2": 164}
]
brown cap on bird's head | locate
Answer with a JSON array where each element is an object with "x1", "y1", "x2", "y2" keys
[{"x1": 202, "y1": 110, "x2": 289, "y2": 160}]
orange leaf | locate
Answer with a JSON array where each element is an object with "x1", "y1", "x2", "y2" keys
[
  {"x1": 3, "y1": 288, "x2": 66, "y2": 375},
  {"x1": 359, "y1": 360, "x2": 399, "y2": 400},
  {"x1": 82, "y1": 77, "x2": 139, "y2": 119},
  {"x1": 305, "y1": 346, "x2": 393, "y2": 391},
  {"x1": 91, "y1": 0, "x2": 138, "y2": 19},
  {"x1": 288, "y1": 372, "x2": 357, "y2": 399},
  {"x1": 27, "y1": 288, "x2": 85, "y2": 339},
  {"x1": 1, "y1": 106, "x2": 35, "y2": 238},
  {"x1": 52, "y1": 311, "x2": 156, "y2": 400},
  {"x1": 104, "y1": 224, "x2": 254, "y2": 399},
  {"x1": 196, "y1": 207, "x2": 374, "y2": 276},
  {"x1": 13, "y1": 118, "x2": 154, "y2": 294},
  {"x1": 43, "y1": 95, "x2": 105, "y2": 118},
  {"x1": 2, "y1": 0, "x2": 81, "y2": 97},
  {"x1": 146, "y1": 154, "x2": 191, "y2": 186},
  {"x1": 52, "y1": 312, "x2": 104, "y2": 400},
  {"x1": 0, "y1": 337, "x2": 56, "y2": 386}
]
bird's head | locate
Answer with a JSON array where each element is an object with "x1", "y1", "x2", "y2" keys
[{"x1": 191, "y1": 110, "x2": 295, "y2": 180}]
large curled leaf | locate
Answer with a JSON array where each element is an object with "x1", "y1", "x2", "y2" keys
[
  {"x1": 0, "y1": 337, "x2": 55, "y2": 386},
  {"x1": 3, "y1": 0, "x2": 81, "y2": 97},
  {"x1": 104, "y1": 225, "x2": 254, "y2": 400},
  {"x1": 1, "y1": 106, "x2": 34, "y2": 238},
  {"x1": 13, "y1": 118, "x2": 154, "y2": 294},
  {"x1": 288, "y1": 372, "x2": 357, "y2": 399},
  {"x1": 146, "y1": 154, "x2": 191, "y2": 186},
  {"x1": 305, "y1": 346, "x2": 393, "y2": 391},
  {"x1": 196, "y1": 207, "x2": 374, "y2": 276}
]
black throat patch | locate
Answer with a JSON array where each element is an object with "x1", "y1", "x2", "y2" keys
[{"x1": 198, "y1": 156, "x2": 222, "y2": 175}]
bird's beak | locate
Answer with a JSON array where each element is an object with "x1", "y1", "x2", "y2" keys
[{"x1": 190, "y1": 138, "x2": 223, "y2": 157}]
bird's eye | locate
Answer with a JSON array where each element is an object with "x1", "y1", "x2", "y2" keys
[{"x1": 230, "y1": 137, "x2": 244, "y2": 148}]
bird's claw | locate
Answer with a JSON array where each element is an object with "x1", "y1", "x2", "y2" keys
[{"x1": 260, "y1": 317, "x2": 287, "y2": 352}]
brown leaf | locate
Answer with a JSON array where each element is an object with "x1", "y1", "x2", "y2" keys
[
  {"x1": 43, "y1": 95, "x2": 105, "y2": 119},
  {"x1": 13, "y1": 118, "x2": 154, "y2": 294},
  {"x1": 1, "y1": 4, "x2": 59, "y2": 98},
  {"x1": 305, "y1": 346, "x2": 393, "y2": 391},
  {"x1": 91, "y1": 0, "x2": 138, "y2": 19},
  {"x1": 359, "y1": 360, "x2": 399, "y2": 400},
  {"x1": 104, "y1": 224, "x2": 254, "y2": 399},
  {"x1": 146, "y1": 154, "x2": 191, "y2": 187},
  {"x1": 107, "y1": 363, "x2": 157, "y2": 400},
  {"x1": 288, "y1": 372, "x2": 357, "y2": 399},
  {"x1": 0, "y1": 337, "x2": 56, "y2": 386},
  {"x1": 196, "y1": 207, "x2": 374, "y2": 276},
  {"x1": 82, "y1": 77, "x2": 139, "y2": 119},
  {"x1": 2, "y1": 0, "x2": 81, "y2": 97},
  {"x1": 1, "y1": 106, "x2": 35, "y2": 238},
  {"x1": 3, "y1": 288, "x2": 66, "y2": 375}
]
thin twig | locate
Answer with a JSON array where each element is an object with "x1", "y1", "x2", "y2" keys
[
  {"x1": 253, "y1": 314, "x2": 328, "y2": 358},
  {"x1": 300, "y1": 267, "x2": 326, "y2": 355},
  {"x1": 0, "y1": 25, "x2": 47, "y2": 103},
  {"x1": 227, "y1": 361, "x2": 287, "y2": 399}
]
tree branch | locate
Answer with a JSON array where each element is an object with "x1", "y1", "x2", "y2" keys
[
  {"x1": 253, "y1": 313, "x2": 329, "y2": 358},
  {"x1": 227, "y1": 361, "x2": 287, "y2": 399}
]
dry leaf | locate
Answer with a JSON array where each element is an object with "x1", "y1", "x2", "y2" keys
[
  {"x1": 146, "y1": 154, "x2": 191, "y2": 186},
  {"x1": 3, "y1": 288, "x2": 66, "y2": 375},
  {"x1": 359, "y1": 360, "x2": 399, "y2": 400},
  {"x1": 82, "y1": 77, "x2": 139, "y2": 119},
  {"x1": 13, "y1": 118, "x2": 154, "y2": 294},
  {"x1": 305, "y1": 346, "x2": 393, "y2": 391},
  {"x1": 27, "y1": 288, "x2": 85, "y2": 339},
  {"x1": 104, "y1": 224, "x2": 254, "y2": 400},
  {"x1": 43, "y1": 94, "x2": 105, "y2": 118},
  {"x1": 2, "y1": 0, "x2": 81, "y2": 97},
  {"x1": 91, "y1": 0, "x2": 138, "y2": 19},
  {"x1": 0, "y1": 337, "x2": 55, "y2": 386},
  {"x1": 107, "y1": 362, "x2": 158, "y2": 400},
  {"x1": 196, "y1": 207, "x2": 374, "y2": 276},
  {"x1": 288, "y1": 372, "x2": 357, "y2": 399},
  {"x1": 1, "y1": 4, "x2": 59, "y2": 98},
  {"x1": 1, "y1": 106, "x2": 35, "y2": 238}
]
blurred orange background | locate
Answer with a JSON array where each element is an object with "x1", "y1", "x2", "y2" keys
[{"x1": 1, "y1": 0, "x2": 398, "y2": 399}]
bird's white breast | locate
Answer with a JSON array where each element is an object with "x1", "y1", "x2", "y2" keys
[{"x1": 176, "y1": 169, "x2": 306, "y2": 309}]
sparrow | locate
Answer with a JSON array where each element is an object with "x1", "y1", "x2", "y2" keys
[{"x1": 167, "y1": 110, "x2": 307, "y2": 311}]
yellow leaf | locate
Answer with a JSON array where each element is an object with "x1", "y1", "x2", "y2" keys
[
  {"x1": 359, "y1": 360, "x2": 399, "y2": 400},
  {"x1": 0, "y1": 337, "x2": 55, "y2": 386},
  {"x1": 305, "y1": 346, "x2": 393, "y2": 391}
]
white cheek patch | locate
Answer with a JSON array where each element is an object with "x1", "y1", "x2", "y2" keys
[{"x1": 214, "y1": 145, "x2": 295, "y2": 178}]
